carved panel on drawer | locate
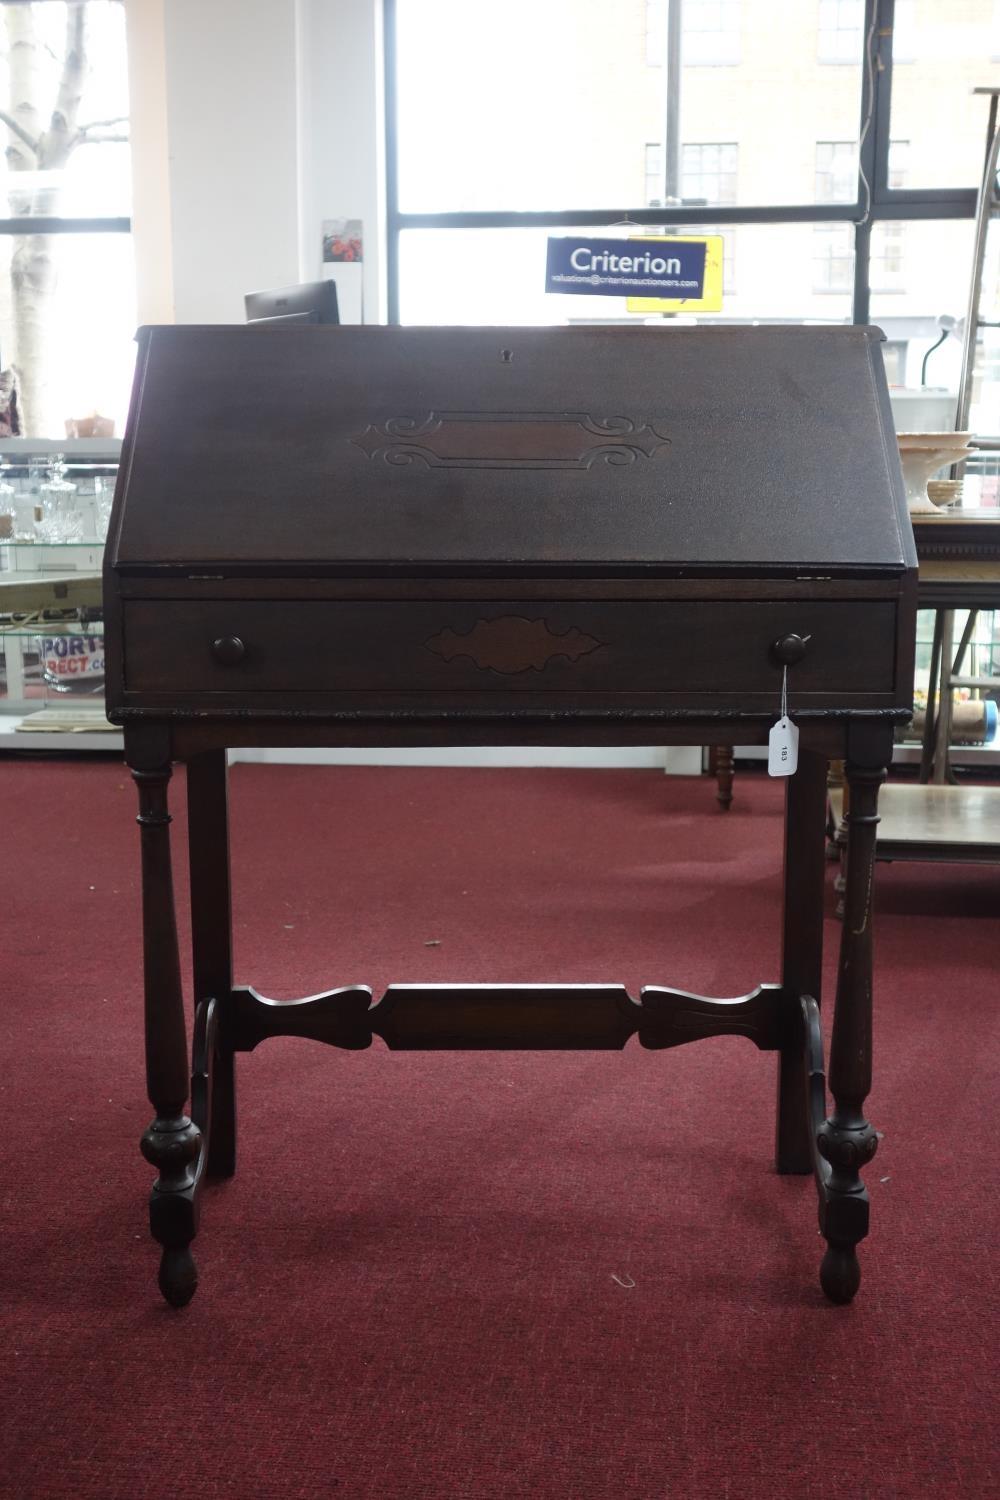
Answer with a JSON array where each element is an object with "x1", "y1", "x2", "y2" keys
[{"x1": 425, "y1": 616, "x2": 604, "y2": 674}]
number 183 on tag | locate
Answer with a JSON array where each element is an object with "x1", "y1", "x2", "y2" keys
[{"x1": 768, "y1": 715, "x2": 799, "y2": 777}]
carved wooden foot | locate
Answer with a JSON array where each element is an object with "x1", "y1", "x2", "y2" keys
[
  {"x1": 819, "y1": 1244, "x2": 862, "y2": 1304},
  {"x1": 141, "y1": 1115, "x2": 201, "y2": 1306},
  {"x1": 816, "y1": 1111, "x2": 879, "y2": 1302},
  {"x1": 816, "y1": 728, "x2": 888, "y2": 1304},
  {"x1": 817, "y1": 1092, "x2": 878, "y2": 1300},
  {"x1": 129, "y1": 728, "x2": 202, "y2": 1306}
]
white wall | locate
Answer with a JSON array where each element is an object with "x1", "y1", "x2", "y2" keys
[
  {"x1": 125, "y1": 0, "x2": 385, "y2": 325},
  {"x1": 296, "y1": 0, "x2": 387, "y2": 321},
  {"x1": 124, "y1": 0, "x2": 174, "y2": 324},
  {"x1": 161, "y1": 0, "x2": 301, "y2": 322}
]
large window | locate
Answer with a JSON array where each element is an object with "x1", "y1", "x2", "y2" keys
[
  {"x1": 0, "y1": 1, "x2": 133, "y2": 437},
  {"x1": 387, "y1": 0, "x2": 1000, "y2": 432}
]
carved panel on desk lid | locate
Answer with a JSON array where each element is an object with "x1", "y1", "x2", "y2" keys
[
  {"x1": 350, "y1": 411, "x2": 671, "y2": 470},
  {"x1": 426, "y1": 616, "x2": 604, "y2": 675}
]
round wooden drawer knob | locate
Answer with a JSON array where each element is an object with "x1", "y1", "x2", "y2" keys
[
  {"x1": 771, "y1": 633, "x2": 809, "y2": 666},
  {"x1": 211, "y1": 635, "x2": 246, "y2": 666}
]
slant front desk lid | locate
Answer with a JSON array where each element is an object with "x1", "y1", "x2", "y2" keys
[{"x1": 112, "y1": 324, "x2": 912, "y2": 575}]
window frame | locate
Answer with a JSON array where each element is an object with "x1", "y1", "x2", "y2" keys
[
  {"x1": 0, "y1": 0, "x2": 132, "y2": 237},
  {"x1": 384, "y1": 0, "x2": 980, "y2": 327},
  {"x1": 0, "y1": 0, "x2": 132, "y2": 429}
]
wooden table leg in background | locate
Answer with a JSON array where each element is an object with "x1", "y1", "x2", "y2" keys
[
  {"x1": 708, "y1": 743, "x2": 734, "y2": 809},
  {"x1": 776, "y1": 748, "x2": 828, "y2": 1175},
  {"x1": 187, "y1": 750, "x2": 236, "y2": 1180},
  {"x1": 815, "y1": 722, "x2": 890, "y2": 1304},
  {"x1": 932, "y1": 609, "x2": 956, "y2": 786},
  {"x1": 919, "y1": 609, "x2": 945, "y2": 784},
  {"x1": 127, "y1": 725, "x2": 202, "y2": 1309}
]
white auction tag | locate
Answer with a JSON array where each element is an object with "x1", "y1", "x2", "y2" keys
[{"x1": 768, "y1": 715, "x2": 799, "y2": 777}]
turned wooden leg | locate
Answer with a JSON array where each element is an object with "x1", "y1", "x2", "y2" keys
[
  {"x1": 128, "y1": 726, "x2": 201, "y2": 1308},
  {"x1": 816, "y1": 726, "x2": 889, "y2": 1304},
  {"x1": 932, "y1": 609, "x2": 955, "y2": 787},
  {"x1": 776, "y1": 748, "x2": 828, "y2": 1174},
  {"x1": 714, "y1": 743, "x2": 734, "y2": 809},
  {"x1": 187, "y1": 750, "x2": 236, "y2": 1178},
  {"x1": 918, "y1": 610, "x2": 944, "y2": 784}
]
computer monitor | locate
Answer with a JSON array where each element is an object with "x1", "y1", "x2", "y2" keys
[{"x1": 244, "y1": 279, "x2": 340, "y2": 326}]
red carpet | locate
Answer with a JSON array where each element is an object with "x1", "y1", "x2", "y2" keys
[{"x1": 2, "y1": 761, "x2": 998, "y2": 1499}]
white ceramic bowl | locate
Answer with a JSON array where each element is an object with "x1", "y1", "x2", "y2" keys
[
  {"x1": 926, "y1": 479, "x2": 963, "y2": 508},
  {"x1": 896, "y1": 432, "x2": 971, "y2": 513}
]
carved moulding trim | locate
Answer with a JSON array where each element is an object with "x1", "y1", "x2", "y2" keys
[
  {"x1": 222, "y1": 982, "x2": 790, "y2": 1054},
  {"x1": 918, "y1": 541, "x2": 1000, "y2": 559},
  {"x1": 425, "y1": 615, "x2": 604, "y2": 675},
  {"x1": 350, "y1": 411, "x2": 671, "y2": 469}
]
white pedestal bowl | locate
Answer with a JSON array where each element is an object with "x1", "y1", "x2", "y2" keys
[{"x1": 896, "y1": 432, "x2": 971, "y2": 514}]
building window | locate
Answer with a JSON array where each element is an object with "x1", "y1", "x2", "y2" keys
[
  {"x1": 814, "y1": 225, "x2": 854, "y2": 293},
  {"x1": 815, "y1": 141, "x2": 858, "y2": 204},
  {"x1": 870, "y1": 222, "x2": 906, "y2": 292},
  {"x1": 683, "y1": 0, "x2": 741, "y2": 66},
  {"x1": 818, "y1": 0, "x2": 864, "y2": 65},
  {"x1": 681, "y1": 142, "x2": 739, "y2": 205}
]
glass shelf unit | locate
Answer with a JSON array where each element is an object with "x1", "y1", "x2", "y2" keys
[
  {"x1": 0, "y1": 446, "x2": 118, "y2": 736},
  {"x1": 0, "y1": 619, "x2": 106, "y2": 709}
]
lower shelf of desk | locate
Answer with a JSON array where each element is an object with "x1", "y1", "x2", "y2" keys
[{"x1": 831, "y1": 783, "x2": 1000, "y2": 863}]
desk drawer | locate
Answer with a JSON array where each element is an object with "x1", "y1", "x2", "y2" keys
[{"x1": 122, "y1": 599, "x2": 897, "y2": 700}]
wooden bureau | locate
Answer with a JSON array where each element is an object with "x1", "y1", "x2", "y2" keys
[{"x1": 105, "y1": 323, "x2": 916, "y2": 1308}]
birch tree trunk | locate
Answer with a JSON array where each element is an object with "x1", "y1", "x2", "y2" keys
[{"x1": 5, "y1": 3, "x2": 88, "y2": 435}]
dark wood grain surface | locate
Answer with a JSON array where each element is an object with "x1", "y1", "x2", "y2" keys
[
  {"x1": 109, "y1": 324, "x2": 913, "y2": 573},
  {"x1": 120, "y1": 597, "x2": 898, "y2": 699}
]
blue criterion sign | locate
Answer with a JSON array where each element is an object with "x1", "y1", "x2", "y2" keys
[{"x1": 545, "y1": 235, "x2": 706, "y2": 298}]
